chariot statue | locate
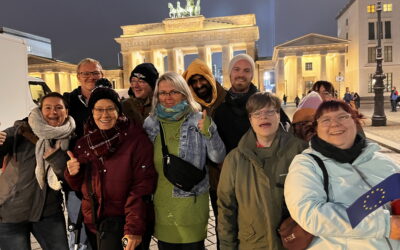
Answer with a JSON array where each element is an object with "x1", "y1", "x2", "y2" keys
[{"x1": 168, "y1": 0, "x2": 201, "y2": 18}]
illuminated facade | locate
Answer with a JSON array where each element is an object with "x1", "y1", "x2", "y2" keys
[
  {"x1": 337, "y1": 0, "x2": 399, "y2": 97},
  {"x1": 115, "y1": 14, "x2": 259, "y2": 88}
]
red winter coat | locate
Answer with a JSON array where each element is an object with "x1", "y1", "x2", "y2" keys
[{"x1": 64, "y1": 121, "x2": 156, "y2": 236}]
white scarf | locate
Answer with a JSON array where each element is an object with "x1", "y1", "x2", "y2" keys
[{"x1": 28, "y1": 107, "x2": 76, "y2": 190}]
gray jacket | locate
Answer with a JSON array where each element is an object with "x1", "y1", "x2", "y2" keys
[{"x1": 0, "y1": 120, "x2": 68, "y2": 223}]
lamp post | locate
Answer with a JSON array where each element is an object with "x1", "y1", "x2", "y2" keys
[{"x1": 371, "y1": 1, "x2": 386, "y2": 126}]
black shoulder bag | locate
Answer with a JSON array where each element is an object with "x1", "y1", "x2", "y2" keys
[
  {"x1": 159, "y1": 122, "x2": 206, "y2": 192},
  {"x1": 278, "y1": 153, "x2": 329, "y2": 250}
]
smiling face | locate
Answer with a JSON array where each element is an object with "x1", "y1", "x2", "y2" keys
[
  {"x1": 249, "y1": 105, "x2": 280, "y2": 144},
  {"x1": 316, "y1": 108, "x2": 357, "y2": 149},
  {"x1": 189, "y1": 74, "x2": 212, "y2": 100},
  {"x1": 158, "y1": 80, "x2": 186, "y2": 108},
  {"x1": 77, "y1": 62, "x2": 103, "y2": 96},
  {"x1": 92, "y1": 99, "x2": 118, "y2": 130},
  {"x1": 41, "y1": 97, "x2": 68, "y2": 127},
  {"x1": 230, "y1": 59, "x2": 253, "y2": 93},
  {"x1": 130, "y1": 77, "x2": 153, "y2": 99}
]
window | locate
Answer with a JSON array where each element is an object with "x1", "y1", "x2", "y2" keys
[
  {"x1": 385, "y1": 21, "x2": 391, "y2": 39},
  {"x1": 384, "y1": 46, "x2": 392, "y2": 62},
  {"x1": 367, "y1": 4, "x2": 375, "y2": 13},
  {"x1": 346, "y1": 32, "x2": 349, "y2": 40},
  {"x1": 368, "y1": 22, "x2": 375, "y2": 40},
  {"x1": 346, "y1": 18, "x2": 349, "y2": 26},
  {"x1": 305, "y1": 62, "x2": 312, "y2": 71},
  {"x1": 368, "y1": 47, "x2": 376, "y2": 63},
  {"x1": 383, "y1": 3, "x2": 392, "y2": 12}
]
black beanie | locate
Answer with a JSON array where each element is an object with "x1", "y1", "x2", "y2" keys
[
  {"x1": 129, "y1": 63, "x2": 159, "y2": 90},
  {"x1": 88, "y1": 87, "x2": 122, "y2": 115}
]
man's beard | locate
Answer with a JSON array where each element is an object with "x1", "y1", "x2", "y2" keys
[{"x1": 194, "y1": 85, "x2": 212, "y2": 100}]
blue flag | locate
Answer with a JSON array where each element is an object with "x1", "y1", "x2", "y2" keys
[{"x1": 346, "y1": 173, "x2": 400, "y2": 228}]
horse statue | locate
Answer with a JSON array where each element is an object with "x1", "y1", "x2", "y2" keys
[
  {"x1": 185, "y1": 0, "x2": 195, "y2": 16},
  {"x1": 176, "y1": 1, "x2": 187, "y2": 18},
  {"x1": 168, "y1": 3, "x2": 177, "y2": 18},
  {"x1": 194, "y1": 0, "x2": 201, "y2": 16}
]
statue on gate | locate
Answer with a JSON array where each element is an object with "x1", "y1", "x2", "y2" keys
[{"x1": 168, "y1": 0, "x2": 201, "y2": 18}]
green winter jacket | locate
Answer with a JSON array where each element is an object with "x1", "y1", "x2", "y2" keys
[{"x1": 217, "y1": 127, "x2": 307, "y2": 250}]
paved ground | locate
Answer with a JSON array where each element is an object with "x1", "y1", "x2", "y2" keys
[{"x1": 30, "y1": 102, "x2": 400, "y2": 250}]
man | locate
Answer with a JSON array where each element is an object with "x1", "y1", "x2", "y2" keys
[
  {"x1": 64, "y1": 58, "x2": 104, "y2": 138},
  {"x1": 213, "y1": 54, "x2": 259, "y2": 154},
  {"x1": 122, "y1": 63, "x2": 159, "y2": 124},
  {"x1": 311, "y1": 80, "x2": 334, "y2": 102},
  {"x1": 343, "y1": 87, "x2": 353, "y2": 104},
  {"x1": 63, "y1": 58, "x2": 104, "y2": 250},
  {"x1": 183, "y1": 58, "x2": 226, "y2": 249},
  {"x1": 391, "y1": 86, "x2": 398, "y2": 112}
]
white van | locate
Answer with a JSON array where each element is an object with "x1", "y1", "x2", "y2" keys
[{"x1": 0, "y1": 34, "x2": 51, "y2": 130}]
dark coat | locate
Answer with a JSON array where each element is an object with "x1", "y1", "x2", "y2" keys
[
  {"x1": 64, "y1": 121, "x2": 157, "y2": 236},
  {"x1": 63, "y1": 87, "x2": 90, "y2": 139},
  {"x1": 0, "y1": 120, "x2": 67, "y2": 223}
]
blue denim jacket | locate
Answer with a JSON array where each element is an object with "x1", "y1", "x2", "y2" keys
[{"x1": 143, "y1": 111, "x2": 226, "y2": 197}]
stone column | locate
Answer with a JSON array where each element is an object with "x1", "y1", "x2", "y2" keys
[
  {"x1": 144, "y1": 50, "x2": 154, "y2": 64},
  {"x1": 176, "y1": 49, "x2": 184, "y2": 74},
  {"x1": 152, "y1": 50, "x2": 165, "y2": 75},
  {"x1": 258, "y1": 68, "x2": 265, "y2": 91},
  {"x1": 222, "y1": 44, "x2": 233, "y2": 88},
  {"x1": 275, "y1": 57, "x2": 285, "y2": 97},
  {"x1": 198, "y1": 46, "x2": 212, "y2": 69},
  {"x1": 246, "y1": 42, "x2": 256, "y2": 59},
  {"x1": 122, "y1": 52, "x2": 133, "y2": 88},
  {"x1": 167, "y1": 49, "x2": 177, "y2": 73},
  {"x1": 320, "y1": 52, "x2": 327, "y2": 80},
  {"x1": 54, "y1": 72, "x2": 60, "y2": 93},
  {"x1": 296, "y1": 54, "x2": 303, "y2": 97}
]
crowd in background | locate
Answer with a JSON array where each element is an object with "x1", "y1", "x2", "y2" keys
[{"x1": 1, "y1": 54, "x2": 400, "y2": 250}]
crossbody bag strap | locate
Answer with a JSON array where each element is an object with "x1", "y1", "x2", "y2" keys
[
  {"x1": 158, "y1": 122, "x2": 169, "y2": 156},
  {"x1": 307, "y1": 153, "x2": 329, "y2": 202}
]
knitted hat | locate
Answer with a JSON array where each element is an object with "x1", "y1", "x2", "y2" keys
[
  {"x1": 292, "y1": 91, "x2": 323, "y2": 124},
  {"x1": 95, "y1": 78, "x2": 113, "y2": 88},
  {"x1": 228, "y1": 54, "x2": 255, "y2": 76},
  {"x1": 88, "y1": 87, "x2": 122, "y2": 115},
  {"x1": 129, "y1": 63, "x2": 159, "y2": 90}
]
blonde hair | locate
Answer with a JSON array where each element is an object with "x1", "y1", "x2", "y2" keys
[
  {"x1": 76, "y1": 58, "x2": 103, "y2": 73},
  {"x1": 150, "y1": 71, "x2": 201, "y2": 115}
]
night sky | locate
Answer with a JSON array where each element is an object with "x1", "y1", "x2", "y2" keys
[{"x1": 1, "y1": 0, "x2": 348, "y2": 69}]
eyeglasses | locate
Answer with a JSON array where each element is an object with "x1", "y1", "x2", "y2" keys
[
  {"x1": 158, "y1": 90, "x2": 182, "y2": 98},
  {"x1": 317, "y1": 113, "x2": 352, "y2": 127},
  {"x1": 251, "y1": 109, "x2": 277, "y2": 119},
  {"x1": 130, "y1": 78, "x2": 147, "y2": 85},
  {"x1": 93, "y1": 107, "x2": 116, "y2": 115},
  {"x1": 79, "y1": 71, "x2": 102, "y2": 77}
]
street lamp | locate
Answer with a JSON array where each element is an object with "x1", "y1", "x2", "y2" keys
[{"x1": 371, "y1": 1, "x2": 387, "y2": 126}]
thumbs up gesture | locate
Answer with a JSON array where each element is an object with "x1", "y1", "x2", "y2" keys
[
  {"x1": 198, "y1": 110, "x2": 207, "y2": 132},
  {"x1": 0, "y1": 131, "x2": 6, "y2": 146},
  {"x1": 67, "y1": 151, "x2": 80, "y2": 176}
]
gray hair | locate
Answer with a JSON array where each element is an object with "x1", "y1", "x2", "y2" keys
[
  {"x1": 76, "y1": 58, "x2": 103, "y2": 73},
  {"x1": 150, "y1": 71, "x2": 201, "y2": 115}
]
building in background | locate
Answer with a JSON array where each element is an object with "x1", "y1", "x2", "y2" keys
[{"x1": 336, "y1": 0, "x2": 399, "y2": 99}]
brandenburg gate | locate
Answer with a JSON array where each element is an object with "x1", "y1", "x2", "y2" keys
[{"x1": 115, "y1": 12, "x2": 259, "y2": 88}]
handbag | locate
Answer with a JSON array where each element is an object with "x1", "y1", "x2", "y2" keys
[
  {"x1": 278, "y1": 154, "x2": 329, "y2": 250},
  {"x1": 86, "y1": 164, "x2": 125, "y2": 250},
  {"x1": 159, "y1": 122, "x2": 206, "y2": 192}
]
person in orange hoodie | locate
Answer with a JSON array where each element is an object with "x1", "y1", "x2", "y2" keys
[{"x1": 183, "y1": 58, "x2": 226, "y2": 249}]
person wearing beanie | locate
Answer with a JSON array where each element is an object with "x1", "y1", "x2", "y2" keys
[
  {"x1": 62, "y1": 58, "x2": 104, "y2": 250},
  {"x1": 291, "y1": 91, "x2": 323, "y2": 142},
  {"x1": 122, "y1": 63, "x2": 159, "y2": 125},
  {"x1": 65, "y1": 85, "x2": 157, "y2": 250}
]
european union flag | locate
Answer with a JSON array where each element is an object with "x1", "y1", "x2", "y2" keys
[{"x1": 346, "y1": 173, "x2": 400, "y2": 228}]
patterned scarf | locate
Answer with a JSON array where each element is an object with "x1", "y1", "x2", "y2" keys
[
  {"x1": 28, "y1": 107, "x2": 76, "y2": 190},
  {"x1": 81, "y1": 116, "x2": 129, "y2": 159},
  {"x1": 155, "y1": 101, "x2": 190, "y2": 121}
]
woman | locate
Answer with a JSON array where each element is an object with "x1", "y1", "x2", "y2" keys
[
  {"x1": 311, "y1": 80, "x2": 335, "y2": 101},
  {"x1": 0, "y1": 92, "x2": 75, "y2": 250},
  {"x1": 285, "y1": 100, "x2": 400, "y2": 249},
  {"x1": 217, "y1": 92, "x2": 307, "y2": 249},
  {"x1": 143, "y1": 71, "x2": 226, "y2": 250},
  {"x1": 65, "y1": 87, "x2": 157, "y2": 250}
]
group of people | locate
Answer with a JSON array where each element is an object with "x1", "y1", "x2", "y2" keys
[
  {"x1": 1, "y1": 53, "x2": 400, "y2": 250},
  {"x1": 343, "y1": 88, "x2": 361, "y2": 110}
]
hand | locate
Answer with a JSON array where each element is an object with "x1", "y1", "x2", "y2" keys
[
  {"x1": 66, "y1": 151, "x2": 80, "y2": 176},
  {"x1": 123, "y1": 234, "x2": 142, "y2": 250},
  {"x1": 390, "y1": 215, "x2": 400, "y2": 240},
  {"x1": 0, "y1": 131, "x2": 6, "y2": 146},
  {"x1": 197, "y1": 110, "x2": 207, "y2": 132}
]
